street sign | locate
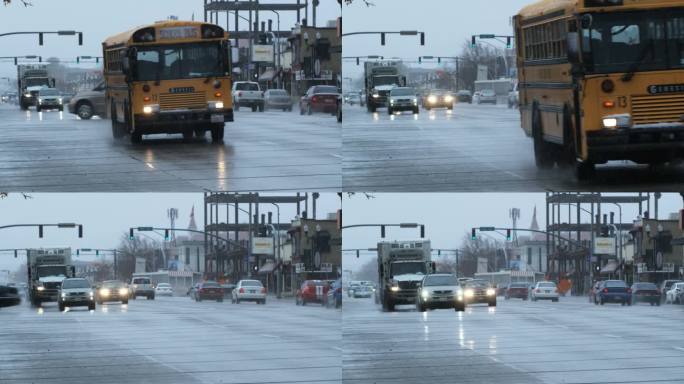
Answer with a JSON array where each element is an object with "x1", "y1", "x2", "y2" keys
[
  {"x1": 137, "y1": 227, "x2": 154, "y2": 231},
  {"x1": 479, "y1": 227, "x2": 496, "y2": 232},
  {"x1": 295, "y1": 263, "x2": 305, "y2": 273},
  {"x1": 320, "y1": 263, "x2": 333, "y2": 273},
  {"x1": 251, "y1": 237, "x2": 274, "y2": 255},
  {"x1": 637, "y1": 263, "x2": 647, "y2": 274},
  {"x1": 594, "y1": 237, "x2": 616, "y2": 255}
]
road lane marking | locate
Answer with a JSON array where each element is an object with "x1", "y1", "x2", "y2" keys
[
  {"x1": 674, "y1": 347, "x2": 684, "y2": 352},
  {"x1": 261, "y1": 334, "x2": 280, "y2": 339},
  {"x1": 602, "y1": 334, "x2": 622, "y2": 339}
]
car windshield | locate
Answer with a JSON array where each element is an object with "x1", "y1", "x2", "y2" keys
[
  {"x1": 39, "y1": 89, "x2": 59, "y2": 96},
  {"x1": 102, "y1": 281, "x2": 123, "y2": 288},
  {"x1": 157, "y1": 283, "x2": 170, "y2": 288},
  {"x1": 62, "y1": 279, "x2": 90, "y2": 289},
  {"x1": 391, "y1": 88, "x2": 415, "y2": 96},
  {"x1": 423, "y1": 275, "x2": 457, "y2": 286},
  {"x1": 135, "y1": 42, "x2": 224, "y2": 81},
  {"x1": 133, "y1": 278, "x2": 150, "y2": 284},
  {"x1": 391, "y1": 262, "x2": 426, "y2": 276},
  {"x1": 37, "y1": 266, "x2": 67, "y2": 278},
  {"x1": 236, "y1": 82, "x2": 259, "y2": 91},
  {"x1": 665, "y1": 281, "x2": 683, "y2": 288},
  {"x1": 241, "y1": 280, "x2": 262, "y2": 287},
  {"x1": 582, "y1": 10, "x2": 684, "y2": 74},
  {"x1": 605, "y1": 281, "x2": 627, "y2": 288},
  {"x1": 314, "y1": 86, "x2": 338, "y2": 94}
]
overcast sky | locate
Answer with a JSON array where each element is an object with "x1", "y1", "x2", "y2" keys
[
  {"x1": 342, "y1": 0, "x2": 529, "y2": 81},
  {"x1": 0, "y1": 193, "x2": 340, "y2": 275},
  {"x1": 0, "y1": 0, "x2": 340, "y2": 79},
  {"x1": 342, "y1": 193, "x2": 684, "y2": 273}
]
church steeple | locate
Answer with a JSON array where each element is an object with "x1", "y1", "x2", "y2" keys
[{"x1": 530, "y1": 206, "x2": 539, "y2": 231}]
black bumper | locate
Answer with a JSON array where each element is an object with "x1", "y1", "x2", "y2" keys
[
  {"x1": 135, "y1": 110, "x2": 233, "y2": 133},
  {"x1": 586, "y1": 124, "x2": 684, "y2": 162}
]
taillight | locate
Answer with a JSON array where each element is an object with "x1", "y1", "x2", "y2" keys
[
  {"x1": 239, "y1": 288, "x2": 244, "y2": 293},
  {"x1": 603, "y1": 288, "x2": 608, "y2": 293},
  {"x1": 261, "y1": 287, "x2": 266, "y2": 294},
  {"x1": 312, "y1": 96, "x2": 318, "y2": 103}
]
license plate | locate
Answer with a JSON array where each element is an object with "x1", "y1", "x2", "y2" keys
[
  {"x1": 250, "y1": 290, "x2": 256, "y2": 294},
  {"x1": 211, "y1": 114, "x2": 224, "y2": 123}
]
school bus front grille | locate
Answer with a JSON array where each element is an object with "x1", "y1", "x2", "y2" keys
[
  {"x1": 159, "y1": 92, "x2": 206, "y2": 111},
  {"x1": 631, "y1": 94, "x2": 684, "y2": 125}
]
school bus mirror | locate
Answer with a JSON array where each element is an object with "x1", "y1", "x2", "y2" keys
[{"x1": 567, "y1": 32, "x2": 580, "y2": 64}]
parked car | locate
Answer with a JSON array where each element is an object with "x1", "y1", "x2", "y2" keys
[
  {"x1": 232, "y1": 279, "x2": 266, "y2": 304},
  {"x1": 264, "y1": 89, "x2": 293, "y2": 111},
  {"x1": 630, "y1": 282, "x2": 660, "y2": 306},
  {"x1": 300, "y1": 85, "x2": 339, "y2": 115},
  {"x1": 232, "y1": 81, "x2": 264, "y2": 112},
  {"x1": 423, "y1": 89, "x2": 454, "y2": 111},
  {"x1": 325, "y1": 279, "x2": 342, "y2": 309},
  {"x1": 665, "y1": 282, "x2": 684, "y2": 304},
  {"x1": 387, "y1": 87, "x2": 419, "y2": 115},
  {"x1": 456, "y1": 90, "x2": 472, "y2": 103},
  {"x1": 416, "y1": 273, "x2": 466, "y2": 312},
  {"x1": 95, "y1": 280, "x2": 129, "y2": 304},
  {"x1": 296, "y1": 280, "x2": 329, "y2": 306},
  {"x1": 659, "y1": 280, "x2": 683, "y2": 303},
  {"x1": 595, "y1": 280, "x2": 631, "y2": 306},
  {"x1": 67, "y1": 82, "x2": 105, "y2": 120},
  {"x1": 530, "y1": 281, "x2": 559, "y2": 302},
  {"x1": 463, "y1": 279, "x2": 496, "y2": 307},
  {"x1": 154, "y1": 283, "x2": 173, "y2": 297},
  {"x1": 130, "y1": 277, "x2": 155, "y2": 300},
  {"x1": 505, "y1": 282, "x2": 529, "y2": 300},
  {"x1": 58, "y1": 278, "x2": 95, "y2": 312},
  {"x1": 193, "y1": 281, "x2": 223, "y2": 302},
  {"x1": 477, "y1": 89, "x2": 497, "y2": 105},
  {"x1": 36, "y1": 87, "x2": 64, "y2": 112},
  {"x1": 0, "y1": 284, "x2": 21, "y2": 309}
]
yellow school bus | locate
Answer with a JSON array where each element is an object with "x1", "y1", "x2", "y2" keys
[
  {"x1": 103, "y1": 21, "x2": 233, "y2": 143},
  {"x1": 514, "y1": 0, "x2": 684, "y2": 179}
]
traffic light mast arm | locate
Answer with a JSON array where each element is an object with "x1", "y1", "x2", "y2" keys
[
  {"x1": 472, "y1": 227, "x2": 586, "y2": 249},
  {"x1": 130, "y1": 227, "x2": 246, "y2": 250}
]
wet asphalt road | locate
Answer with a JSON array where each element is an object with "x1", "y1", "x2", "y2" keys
[
  {"x1": 342, "y1": 103, "x2": 684, "y2": 192},
  {"x1": 343, "y1": 295, "x2": 684, "y2": 384},
  {"x1": 0, "y1": 295, "x2": 341, "y2": 384},
  {"x1": 0, "y1": 104, "x2": 341, "y2": 192}
]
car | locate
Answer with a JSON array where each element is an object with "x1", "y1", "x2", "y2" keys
[
  {"x1": 530, "y1": 281, "x2": 559, "y2": 302},
  {"x1": 193, "y1": 281, "x2": 223, "y2": 302},
  {"x1": 423, "y1": 89, "x2": 454, "y2": 111},
  {"x1": 154, "y1": 283, "x2": 173, "y2": 297},
  {"x1": 67, "y1": 82, "x2": 106, "y2": 120},
  {"x1": 508, "y1": 83, "x2": 519, "y2": 109},
  {"x1": 496, "y1": 284, "x2": 508, "y2": 296},
  {"x1": 95, "y1": 280, "x2": 130, "y2": 304},
  {"x1": 505, "y1": 282, "x2": 529, "y2": 300},
  {"x1": 659, "y1": 280, "x2": 683, "y2": 303},
  {"x1": 263, "y1": 89, "x2": 293, "y2": 111},
  {"x1": 232, "y1": 279, "x2": 266, "y2": 304},
  {"x1": 130, "y1": 277, "x2": 155, "y2": 300},
  {"x1": 345, "y1": 93, "x2": 361, "y2": 106},
  {"x1": 631, "y1": 282, "x2": 660, "y2": 306},
  {"x1": 457, "y1": 277, "x2": 474, "y2": 287},
  {"x1": 416, "y1": 273, "x2": 466, "y2": 312},
  {"x1": 477, "y1": 89, "x2": 497, "y2": 105},
  {"x1": 325, "y1": 279, "x2": 342, "y2": 309},
  {"x1": 665, "y1": 282, "x2": 684, "y2": 304},
  {"x1": 232, "y1": 81, "x2": 264, "y2": 112},
  {"x1": 456, "y1": 90, "x2": 472, "y2": 103},
  {"x1": 387, "y1": 87, "x2": 419, "y2": 115},
  {"x1": 589, "y1": 281, "x2": 603, "y2": 303},
  {"x1": 463, "y1": 279, "x2": 496, "y2": 307},
  {"x1": 352, "y1": 284, "x2": 373, "y2": 298},
  {"x1": 595, "y1": 280, "x2": 631, "y2": 306},
  {"x1": 296, "y1": 280, "x2": 329, "y2": 306},
  {"x1": 299, "y1": 85, "x2": 339, "y2": 115},
  {"x1": 36, "y1": 87, "x2": 64, "y2": 112},
  {"x1": 58, "y1": 278, "x2": 95, "y2": 312},
  {"x1": 347, "y1": 282, "x2": 361, "y2": 297},
  {"x1": 0, "y1": 284, "x2": 21, "y2": 309}
]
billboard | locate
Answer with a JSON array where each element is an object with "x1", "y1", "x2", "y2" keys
[
  {"x1": 252, "y1": 237, "x2": 274, "y2": 255},
  {"x1": 252, "y1": 45, "x2": 274, "y2": 62},
  {"x1": 594, "y1": 237, "x2": 616, "y2": 255}
]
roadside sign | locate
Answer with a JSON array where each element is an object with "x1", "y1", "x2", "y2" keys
[{"x1": 594, "y1": 237, "x2": 616, "y2": 255}]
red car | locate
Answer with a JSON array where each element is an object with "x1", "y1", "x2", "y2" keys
[
  {"x1": 299, "y1": 85, "x2": 339, "y2": 116},
  {"x1": 505, "y1": 283, "x2": 529, "y2": 300},
  {"x1": 193, "y1": 281, "x2": 223, "y2": 302},
  {"x1": 296, "y1": 280, "x2": 330, "y2": 306}
]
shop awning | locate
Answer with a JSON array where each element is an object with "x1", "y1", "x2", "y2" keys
[
  {"x1": 258, "y1": 70, "x2": 276, "y2": 82},
  {"x1": 258, "y1": 261, "x2": 275, "y2": 274},
  {"x1": 600, "y1": 260, "x2": 619, "y2": 274}
]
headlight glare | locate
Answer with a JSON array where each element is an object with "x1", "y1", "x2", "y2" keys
[
  {"x1": 464, "y1": 289, "x2": 474, "y2": 298},
  {"x1": 486, "y1": 288, "x2": 496, "y2": 296},
  {"x1": 421, "y1": 290, "x2": 430, "y2": 299},
  {"x1": 37, "y1": 286, "x2": 45, "y2": 291},
  {"x1": 390, "y1": 286, "x2": 400, "y2": 292},
  {"x1": 602, "y1": 114, "x2": 631, "y2": 129}
]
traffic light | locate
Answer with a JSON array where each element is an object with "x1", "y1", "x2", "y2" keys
[
  {"x1": 164, "y1": 229, "x2": 170, "y2": 241},
  {"x1": 14, "y1": 249, "x2": 18, "y2": 258},
  {"x1": 356, "y1": 57, "x2": 360, "y2": 66},
  {"x1": 78, "y1": 225, "x2": 83, "y2": 238},
  {"x1": 471, "y1": 228, "x2": 477, "y2": 240},
  {"x1": 438, "y1": 57, "x2": 441, "y2": 64},
  {"x1": 420, "y1": 32, "x2": 425, "y2": 46},
  {"x1": 506, "y1": 36, "x2": 512, "y2": 49},
  {"x1": 420, "y1": 225, "x2": 425, "y2": 238},
  {"x1": 129, "y1": 228, "x2": 134, "y2": 240},
  {"x1": 418, "y1": 57, "x2": 422, "y2": 64},
  {"x1": 76, "y1": 249, "x2": 80, "y2": 256},
  {"x1": 14, "y1": 57, "x2": 17, "y2": 65},
  {"x1": 78, "y1": 32, "x2": 83, "y2": 46},
  {"x1": 77, "y1": 57, "x2": 80, "y2": 64},
  {"x1": 38, "y1": 225, "x2": 43, "y2": 238},
  {"x1": 381, "y1": 225, "x2": 386, "y2": 238},
  {"x1": 96, "y1": 250, "x2": 99, "y2": 256},
  {"x1": 381, "y1": 32, "x2": 386, "y2": 46},
  {"x1": 356, "y1": 250, "x2": 360, "y2": 258},
  {"x1": 39, "y1": 33, "x2": 44, "y2": 46},
  {"x1": 471, "y1": 35, "x2": 476, "y2": 48},
  {"x1": 506, "y1": 229, "x2": 512, "y2": 241}
]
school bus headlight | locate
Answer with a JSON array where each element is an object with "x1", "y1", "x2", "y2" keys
[
  {"x1": 208, "y1": 101, "x2": 224, "y2": 110},
  {"x1": 143, "y1": 104, "x2": 160, "y2": 114},
  {"x1": 602, "y1": 114, "x2": 631, "y2": 129}
]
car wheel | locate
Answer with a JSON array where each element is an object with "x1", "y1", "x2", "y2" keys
[
  {"x1": 417, "y1": 302, "x2": 426, "y2": 312},
  {"x1": 211, "y1": 124, "x2": 224, "y2": 144},
  {"x1": 58, "y1": 303, "x2": 65, "y2": 312},
  {"x1": 58, "y1": 106, "x2": 64, "y2": 112},
  {"x1": 488, "y1": 301, "x2": 496, "y2": 307},
  {"x1": 251, "y1": 105, "x2": 257, "y2": 112},
  {"x1": 122, "y1": 300, "x2": 128, "y2": 305},
  {"x1": 89, "y1": 303, "x2": 96, "y2": 311}
]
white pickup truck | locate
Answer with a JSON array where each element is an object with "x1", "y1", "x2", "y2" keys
[{"x1": 232, "y1": 81, "x2": 264, "y2": 112}]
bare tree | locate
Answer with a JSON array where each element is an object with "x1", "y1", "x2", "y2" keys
[
  {"x1": 116, "y1": 233, "x2": 163, "y2": 281},
  {"x1": 3, "y1": 0, "x2": 33, "y2": 6}
]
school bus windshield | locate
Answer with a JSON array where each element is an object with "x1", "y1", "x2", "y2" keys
[
  {"x1": 135, "y1": 42, "x2": 224, "y2": 81},
  {"x1": 583, "y1": 9, "x2": 684, "y2": 74}
]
